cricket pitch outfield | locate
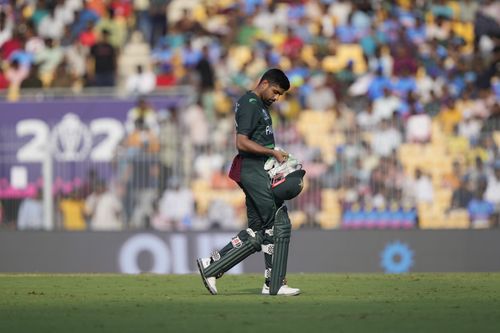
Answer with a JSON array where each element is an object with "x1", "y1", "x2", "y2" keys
[{"x1": 1, "y1": 273, "x2": 499, "y2": 333}]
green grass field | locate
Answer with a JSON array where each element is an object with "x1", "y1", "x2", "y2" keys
[{"x1": 1, "y1": 273, "x2": 499, "y2": 333}]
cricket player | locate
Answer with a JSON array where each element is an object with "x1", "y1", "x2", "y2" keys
[{"x1": 197, "y1": 68, "x2": 305, "y2": 296}]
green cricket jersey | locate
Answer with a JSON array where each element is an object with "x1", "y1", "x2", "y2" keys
[{"x1": 235, "y1": 91, "x2": 275, "y2": 158}]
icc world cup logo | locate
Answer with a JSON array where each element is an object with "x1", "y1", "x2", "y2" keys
[{"x1": 50, "y1": 113, "x2": 92, "y2": 161}]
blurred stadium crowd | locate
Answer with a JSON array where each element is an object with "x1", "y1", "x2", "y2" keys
[{"x1": 1, "y1": 0, "x2": 499, "y2": 231}]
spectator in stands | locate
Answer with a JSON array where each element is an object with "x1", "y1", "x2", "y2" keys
[
  {"x1": 372, "y1": 87, "x2": 401, "y2": 122},
  {"x1": 306, "y1": 74, "x2": 336, "y2": 112},
  {"x1": 182, "y1": 99, "x2": 209, "y2": 154},
  {"x1": 468, "y1": 179, "x2": 495, "y2": 228},
  {"x1": 484, "y1": 159, "x2": 500, "y2": 225},
  {"x1": 35, "y1": 38, "x2": 64, "y2": 85},
  {"x1": 151, "y1": 37, "x2": 174, "y2": 79},
  {"x1": 211, "y1": 164, "x2": 237, "y2": 190},
  {"x1": 0, "y1": 11, "x2": 13, "y2": 49},
  {"x1": 85, "y1": 181, "x2": 123, "y2": 231},
  {"x1": 320, "y1": 146, "x2": 350, "y2": 189},
  {"x1": 122, "y1": 118, "x2": 160, "y2": 228},
  {"x1": 153, "y1": 177, "x2": 194, "y2": 231},
  {"x1": 356, "y1": 101, "x2": 378, "y2": 130},
  {"x1": 1, "y1": 28, "x2": 22, "y2": 62},
  {"x1": 423, "y1": 89, "x2": 442, "y2": 117},
  {"x1": 149, "y1": 0, "x2": 169, "y2": 47},
  {"x1": 25, "y1": 20, "x2": 46, "y2": 55},
  {"x1": 134, "y1": 0, "x2": 153, "y2": 45},
  {"x1": 124, "y1": 117, "x2": 160, "y2": 154},
  {"x1": 437, "y1": 99, "x2": 463, "y2": 135},
  {"x1": 88, "y1": 29, "x2": 117, "y2": 87},
  {"x1": 125, "y1": 64, "x2": 156, "y2": 95},
  {"x1": 458, "y1": 111, "x2": 482, "y2": 144},
  {"x1": 371, "y1": 118, "x2": 402, "y2": 157},
  {"x1": 343, "y1": 128, "x2": 365, "y2": 162},
  {"x1": 460, "y1": 0, "x2": 480, "y2": 22},
  {"x1": 482, "y1": 135, "x2": 499, "y2": 164},
  {"x1": 59, "y1": 190, "x2": 86, "y2": 231},
  {"x1": 17, "y1": 188, "x2": 44, "y2": 230},
  {"x1": 336, "y1": 60, "x2": 357, "y2": 95},
  {"x1": 408, "y1": 168, "x2": 434, "y2": 204},
  {"x1": 442, "y1": 160, "x2": 463, "y2": 191},
  {"x1": 276, "y1": 91, "x2": 301, "y2": 122},
  {"x1": 79, "y1": 20, "x2": 98, "y2": 47},
  {"x1": 74, "y1": 1, "x2": 100, "y2": 35},
  {"x1": 125, "y1": 97, "x2": 159, "y2": 135},
  {"x1": 55, "y1": 0, "x2": 77, "y2": 26},
  {"x1": 5, "y1": 59, "x2": 28, "y2": 93},
  {"x1": 465, "y1": 156, "x2": 489, "y2": 192},
  {"x1": 193, "y1": 144, "x2": 224, "y2": 182},
  {"x1": 51, "y1": 61, "x2": 74, "y2": 88},
  {"x1": 295, "y1": 177, "x2": 322, "y2": 229},
  {"x1": 20, "y1": 64, "x2": 43, "y2": 89},
  {"x1": 405, "y1": 103, "x2": 432, "y2": 143},
  {"x1": 392, "y1": 46, "x2": 418, "y2": 78},
  {"x1": 79, "y1": 169, "x2": 103, "y2": 199},
  {"x1": 65, "y1": 38, "x2": 87, "y2": 88},
  {"x1": 195, "y1": 45, "x2": 216, "y2": 123},
  {"x1": 449, "y1": 176, "x2": 475, "y2": 210},
  {"x1": 158, "y1": 106, "x2": 183, "y2": 192},
  {"x1": 38, "y1": 5, "x2": 65, "y2": 40},
  {"x1": 95, "y1": 6, "x2": 126, "y2": 49},
  {"x1": 0, "y1": 66, "x2": 8, "y2": 89},
  {"x1": 207, "y1": 199, "x2": 238, "y2": 230},
  {"x1": 481, "y1": 102, "x2": 500, "y2": 134}
]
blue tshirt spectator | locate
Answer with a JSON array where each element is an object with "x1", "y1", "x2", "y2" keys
[
  {"x1": 336, "y1": 25, "x2": 357, "y2": 43},
  {"x1": 436, "y1": 44, "x2": 448, "y2": 58},
  {"x1": 9, "y1": 50, "x2": 35, "y2": 67},
  {"x1": 360, "y1": 34, "x2": 377, "y2": 57},
  {"x1": 450, "y1": 74, "x2": 466, "y2": 97},
  {"x1": 294, "y1": 24, "x2": 312, "y2": 44},
  {"x1": 397, "y1": 8, "x2": 416, "y2": 28},
  {"x1": 351, "y1": 10, "x2": 371, "y2": 32},
  {"x1": 72, "y1": 8, "x2": 100, "y2": 38},
  {"x1": 288, "y1": 64, "x2": 309, "y2": 82},
  {"x1": 152, "y1": 44, "x2": 173, "y2": 73},
  {"x1": 467, "y1": 198, "x2": 494, "y2": 228},
  {"x1": 298, "y1": 80, "x2": 313, "y2": 109},
  {"x1": 492, "y1": 78, "x2": 500, "y2": 100},
  {"x1": 368, "y1": 72, "x2": 391, "y2": 100},
  {"x1": 244, "y1": 0, "x2": 264, "y2": 15},
  {"x1": 288, "y1": 4, "x2": 306, "y2": 21},
  {"x1": 379, "y1": 18, "x2": 399, "y2": 44},
  {"x1": 407, "y1": 23, "x2": 426, "y2": 44},
  {"x1": 391, "y1": 76, "x2": 416, "y2": 98},
  {"x1": 182, "y1": 47, "x2": 202, "y2": 69}
]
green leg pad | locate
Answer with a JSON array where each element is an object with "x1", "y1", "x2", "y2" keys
[
  {"x1": 270, "y1": 206, "x2": 291, "y2": 295},
  {"x1": 204, "y1": 229, "x2": 263, "y2": 278}
]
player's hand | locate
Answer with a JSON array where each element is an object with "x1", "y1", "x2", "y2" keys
[{"x1": 273, "y1": 150, "x2": 289, "y2": 164}]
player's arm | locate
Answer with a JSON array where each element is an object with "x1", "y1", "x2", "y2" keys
[{"x1": 236, "y1": 134, "x2": 288, "y2": 163}]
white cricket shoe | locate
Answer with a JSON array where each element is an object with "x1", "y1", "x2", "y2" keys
[
  {"x1": 261, "y1": 283, "x2": 300, "y2": 296},
  {"x1": 196, "y1": 257, "x2": 217, "y2": 295}
]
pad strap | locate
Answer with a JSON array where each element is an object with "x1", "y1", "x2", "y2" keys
[{"x1": 204, "y1": 229, "x2": 262, "y2": 278}]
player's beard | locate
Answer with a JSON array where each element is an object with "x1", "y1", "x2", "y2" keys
[{"x1": 263, "y1": 99, "x2": 275, "y2": 107}]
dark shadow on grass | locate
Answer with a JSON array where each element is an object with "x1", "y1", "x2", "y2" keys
[{"x1": 210, "y1": 289, "x2": 261, "y2": 296}]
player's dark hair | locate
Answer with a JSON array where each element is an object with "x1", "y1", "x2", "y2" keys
[{"x1": 259, "y1": 68, "x2": 290, "y2": 91}]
